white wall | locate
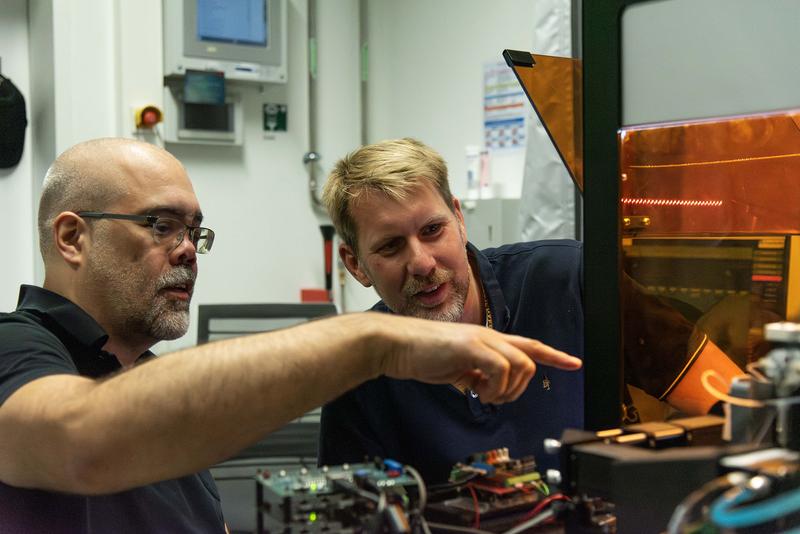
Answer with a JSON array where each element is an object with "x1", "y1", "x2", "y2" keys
[
  {"x1": 0, "y1": 0, "x2": 35, "y2": 309},
  {"x1": 310, "y1": 0, "x2": 368, "y2": 314},
  {"x1": 0, "y1": 0, "x2": 344, "y2": 354},
  {"x1": 0, "y1": 0, "x2": 549, "y2": 323},
  {"x1": 27, "y1": 0, "x2": 56, "y2": 287},
  {"x1": 157, "y1": 0, "x2": 325, "y2": 352},
  {"x1": 337, "y1": 0, "x2": 539, "y2": 313},
  {"x1": 366, "y1": 0, "x2": 537, "y2": 199},
  {"x1": 51, "y1": 0, "x2": 119, "y2": 151}
]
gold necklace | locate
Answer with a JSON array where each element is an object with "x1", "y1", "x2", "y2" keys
[{"x1": 482, "y1": 281, "x2": 493, "y2": 329}]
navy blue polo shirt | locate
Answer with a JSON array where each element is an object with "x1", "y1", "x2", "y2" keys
[
  {"x1": 319, "y1": 240, "x2": 700, "y2": 483},
  {"x1": 0, "y1": 285, "x2": 225, "y2": 533},
  {"x1": 319, "y1": 240, "x2": 586, "y2": 483}
]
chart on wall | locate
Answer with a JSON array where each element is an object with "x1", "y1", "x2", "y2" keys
[{"x1": 483, "y1": 61, "x2": 528, "y2": 151}]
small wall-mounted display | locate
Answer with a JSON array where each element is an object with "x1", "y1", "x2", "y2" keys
[
  {"x1": 163, "y1": 0, "x2": 288, "y2": 84},
  {"x1": 163, "y1": 72, "x2": 243, "y2": 146}
]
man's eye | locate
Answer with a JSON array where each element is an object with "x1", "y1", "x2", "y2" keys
[
  {"x1": 423, "y1": 223, "x2": 442, "y2": 236},
  {"x1": 378, "y1": 240, "x2": 401, "y2": 255},
  {"x1": 153, "y1": 219, "x2": 181, "y2": 237}
]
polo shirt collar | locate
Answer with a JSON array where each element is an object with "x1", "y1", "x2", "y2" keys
[
  {"x1": 466, "y1": 242, "x2": 510, "y2": 332},
  {"x1": 17, "y1": 285, "x2": 109, "y2": 351},
  {"x1": 15, "y1": 285, "x2": 155, "y2": 371}
]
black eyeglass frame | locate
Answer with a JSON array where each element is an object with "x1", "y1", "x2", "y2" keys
[{"x1": 75, "y1": 211, "x2": 215, "y2": 254}]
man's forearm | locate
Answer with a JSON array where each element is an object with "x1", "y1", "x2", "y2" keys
[
  {"x1": 1, "y1": 313, "x2": 381, "y2": 494},
  {"x1": 1, "y1": 311, "x2": 577, "y2": 494}
]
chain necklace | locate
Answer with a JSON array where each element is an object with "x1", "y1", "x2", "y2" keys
[{"x1": 484, "y1": 293, "x2": 493, "y2": 329}]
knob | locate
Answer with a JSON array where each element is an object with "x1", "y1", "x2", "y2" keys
[
  {"x1": 303, "y1": 151, "x2": 321, "y2": 165},
  {"x1": 543, "y1": 438, "x2": 562, "y2": 454},
  {"x1": 545, "y1": 469, "x2": 562, "y2": 486}
]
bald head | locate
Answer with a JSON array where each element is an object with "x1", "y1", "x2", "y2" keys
[{"x1": 38, "y1": 138, "x2": 187, "y2": 261}]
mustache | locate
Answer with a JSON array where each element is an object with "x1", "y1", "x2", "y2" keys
[
  {"x1": 402, "y1": 269, "x2": 451, "y2": 297},
  {"x1": 156, "y1": 266, "x2": 196, "y2": 291}
]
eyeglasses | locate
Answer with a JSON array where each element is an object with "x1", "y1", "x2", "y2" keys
[{"x1": 76, "y1": 212, "x2": 215, "y2": 254}]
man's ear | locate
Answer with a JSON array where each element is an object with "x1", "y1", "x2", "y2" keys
[
  {"x1": 52, "y1": 212, "x2": 89, "y2": 268},
  {"x1": 339, "y1": 243, "x2": 372, "y2": 287}
]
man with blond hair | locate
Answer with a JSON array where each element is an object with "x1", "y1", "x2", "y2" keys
[
  {"x1": 318, "y1": 138, "x2": 741, "y2": 483},
  {"x1": 0, "y1": 137, "x2": 581, "y2": 532}
]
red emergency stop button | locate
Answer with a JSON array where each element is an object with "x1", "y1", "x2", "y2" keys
[{"x1": 135, "y1": 105, "x2": 163, "y2": 129}]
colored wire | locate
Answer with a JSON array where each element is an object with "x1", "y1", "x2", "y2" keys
[
  {"x1": 666, "y1": 471, "x2": 749, "y2": 534},
  {"x1": 466, "y1": 483, "x2": 481, "y2": 529},
  {"x1": 418, "y1": 513, "x2": 433, "y2": 534},
  {"x1": 377, "y1": 491, "x2": 387, "y2": 514},
  {"x1": 746, "y1": 362, "x2": 771, "y2": 383},
  {"x1": 404, "y1": 464, "x2": 428, "y2": 513},
  {"x1": 752, "y1": 409, "x2": 777, "y2": 445},
  {"x1": 427, "y1": 473, "x2": 479, "y2": 494},
  {"x1": 535, "y1": 480, "x2": 550, "y2": 496},
  {"x1": 502, "y1": 508, "x2": 556, "y2": 534},
  {"x1": 710, "y1": 478, "x2": 800, "y2": 528},
  {"x1": 701, "y1": 369, "x2": 764, "y2": 408},
  {"x1": 516, "y1": 493, "x2": 571, "y2": 524},
  {"x1": 423, "y1": 521, "x2": 493, "y2": 534}
]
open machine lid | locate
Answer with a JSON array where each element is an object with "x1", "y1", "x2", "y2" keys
[{"x1": 503, "y1": 49, "x2": 583, "y2": 192}]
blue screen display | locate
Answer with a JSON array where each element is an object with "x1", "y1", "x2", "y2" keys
[
  {"x1": 184, "y1": 70, "x2": 226, "y2": 105},
  {"x1": 197, "y1": 0, "x2": 268, "y2": 47}
]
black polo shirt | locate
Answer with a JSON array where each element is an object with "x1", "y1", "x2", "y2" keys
[{"x1": 0, "y1": 285, "x2": 225, "y2": 533}]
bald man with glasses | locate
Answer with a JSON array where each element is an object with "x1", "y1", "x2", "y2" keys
[{"x1": 0, "y1": 138, "x2": 581, "y2": 533}]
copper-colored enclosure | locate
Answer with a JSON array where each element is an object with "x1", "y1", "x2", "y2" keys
[
  {"x1": 620, "y1": 110, "x2": 800, "y2": 236},
  {"x1": 510, "y1": 45, "x2": 800, "y2": 411},
  {"x1": 620, "y1": 110, "x2": 800, "y2": 368}
]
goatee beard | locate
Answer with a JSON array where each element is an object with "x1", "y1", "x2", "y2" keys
[
  {"x1": 144, "y1": 266, "x2": 195, "y2": 340},
  {"x1": 399, "y1": 268, "x2": 467, "y2": 323}
]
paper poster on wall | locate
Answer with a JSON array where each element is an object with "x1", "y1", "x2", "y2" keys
[
  {"x1": 483, "y1": 61, "x2": 528, "y2": 198},
  {"x1": 483, "y1": 61, "x2": 528, "y2": 151}
]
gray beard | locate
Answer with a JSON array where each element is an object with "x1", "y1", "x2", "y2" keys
[
  {"x1": 86, "y1": 246, "x2": 194, "y2": 342},
  {"x1": 407, "y1": 295, "x2": 465, "y2": 323},
  {"x1": 143, "y1": 293, "x2": 190, "y2": 340},
  {"x1": 141, "y1": 267, "x2": 194, "y2": 340},
  {"x1": 394, "y1": 268, "x2": 469, "y2": 323}
]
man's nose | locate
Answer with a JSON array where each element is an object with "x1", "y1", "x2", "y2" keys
[
  {"x1": 170, "y1": 231, "x2": 197, "y2": 266},
  {"x1": 406, "y1": 240, "x2": 436, "y2": 277}
]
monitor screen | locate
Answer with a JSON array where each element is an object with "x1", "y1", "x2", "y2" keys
[
  {"x1": 164, "y1": 0, "x2": 287, "y2": 83},
  {"x1": 197, "y1": 0, "x2": 268, "y2": 47},
  {"x1": 183, "y1": 69, "x2": 226, "y2": 105}
]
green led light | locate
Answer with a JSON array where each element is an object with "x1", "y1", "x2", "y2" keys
[
  {"x1": 309, "y1": 512, "x2": 317, "y2": 522},
  {"x1": 310, "y1": 483, "x2": 318, "y2": 492}
]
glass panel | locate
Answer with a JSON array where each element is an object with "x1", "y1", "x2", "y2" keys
[
  {"x1": 619, "y1": 109, "x2": 800, "y2": 374},
  {"x1": 622, "y1": 0, "x2": 800, "y2": 125},
  {"x1": 506, "y1": 51, "x2": 583, "y2": 191}
]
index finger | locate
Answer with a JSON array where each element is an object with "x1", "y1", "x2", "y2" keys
[{"x1": 506, "y1": 336, "x2": 582, "y2": 370}]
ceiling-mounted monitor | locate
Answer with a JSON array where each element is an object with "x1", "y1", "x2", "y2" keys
[{"x1": 163, "y1": 0, "x2": 287, "y2": 84}]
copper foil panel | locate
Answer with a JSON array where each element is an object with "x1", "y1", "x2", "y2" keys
[{"x1": 619, "y1": 109, "x2": 800, "y2": 236}]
